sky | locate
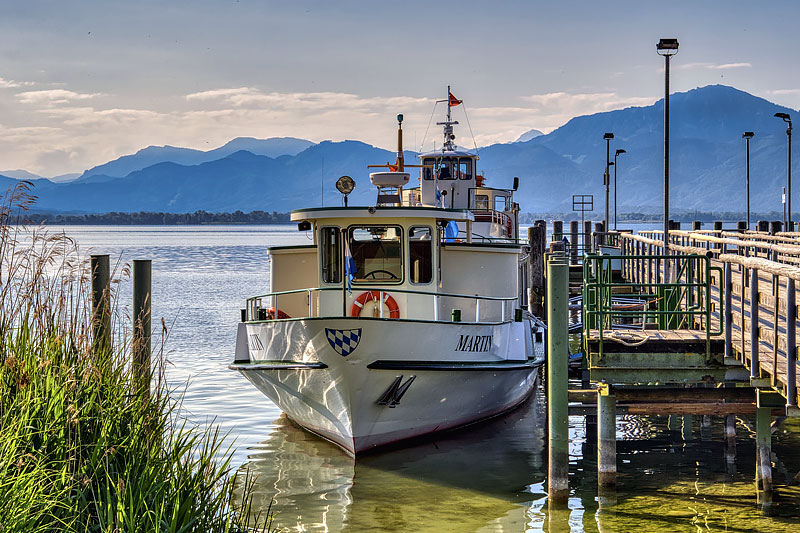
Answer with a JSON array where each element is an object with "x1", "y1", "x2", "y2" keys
[{"x1": 0, "y1": 0, "x2": 798, "y2": 177}]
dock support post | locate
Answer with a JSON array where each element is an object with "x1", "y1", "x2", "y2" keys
[
  {"x1": 756, "y1": 407, "x2": 773, "y2": 499},
  {"x1": 787, "y1": 279, "x2": 797, "y2": 407},
  {"x1": 528, "y1": 225, "x2": 546, "y2": 317},
  {"x1": 133, "y1": 260, "x2": 152, "y2": 394},
  {"x1": 546, "y1": 252, "x2": 570, "y2": 508},
  {"x1": 582, "y1": 220, "x2": 591, "y2": 255},
  {"x1": 570, "y1": 221, "x2": 579, "y2": 265},
  {"x1": 751, "y1": 268, "x2": 760, "y2": 376},
  {"x1": 553, "y1": 220, "x2": 563, "y2": 243},
  {"x1": 597, "y1": 385, "x2": 616, "y2": 487},
  {"x1": 91, "y1": 254, "x2": 111, "y2": 354}
]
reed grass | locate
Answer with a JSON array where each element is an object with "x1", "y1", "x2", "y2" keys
[{"x1": 0, "y1": 182, "x2": 274, "y2": 532}]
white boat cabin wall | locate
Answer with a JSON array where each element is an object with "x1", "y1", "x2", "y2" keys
[{"x1": 263, "y1": 209, "x2": 521, "y2": 324}]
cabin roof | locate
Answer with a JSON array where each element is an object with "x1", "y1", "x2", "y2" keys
[
  {"x1": 417, "y1": 150, "x2": 477, "y2": 158},
  {"x1": 290, "y1": 206, "x2": 474, "y2": 222}
]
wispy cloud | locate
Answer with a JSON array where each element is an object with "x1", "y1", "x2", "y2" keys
[
  {"x1": 673, "y1": 62, "x2": 752, "y2": 71},
  {"x1": 0, "y1": 76, "x2": 35, "y2": 89},
  {"x1": 16, "y1": 89, "x2": 103, "y2": 105}
]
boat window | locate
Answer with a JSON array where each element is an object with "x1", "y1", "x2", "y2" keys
[
  {"x1": 436, "y1": 158, "x2": 456, "y2": 180},
  {"x1": 474, "y1": 194, "x2": 489, "y2": 210},
  {"x1": 422, "y1": 158, "x2": 434, "y2": 180},
  {"x1": 408, "y1": 226, "x2": 433, "y2": 284},
  {"x1": 348, "y1": 225, "x2": 403, "y2": 283},
  {"x1": 320, "y1": 227, "x2": 341, "y2": 283},
  {"x1": 495, "y1": 195, "x2": 509, "y2": 212},
  {"x1": 458, "y1": 158, "x2": 472, "y2": 180}
]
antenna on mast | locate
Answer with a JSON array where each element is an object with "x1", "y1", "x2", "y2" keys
[{"x1": 436, "y1": 85, "x2": 461, "y2": 151}]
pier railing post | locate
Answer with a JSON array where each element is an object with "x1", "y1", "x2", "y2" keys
[
  {"x1": 724, "y1": 262, "x2": 733, "y2": 360},
  {"x1": 751, "y1": 268, "x2": 760, "y2": 378},
  {"x1": 787, "y1": 279, "x2": 797, "y2": 408},
  {"x1": 133, "y1": 259, "x2": 152, "y2": 394},
  {"x1": 546, "y1": 251, "x2": 570, "y2": 508},
  {"x1": 91, "y1": 254, "x2": 111, "y2": 355}
]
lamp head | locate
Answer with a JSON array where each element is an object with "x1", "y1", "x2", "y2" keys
[
  {"x1": 742, "y1": 131, "x2": 754, "y2": 139},
  {"x1": 397, "y1": 113, "x2": 404, "y2": 124},
  {"x1": 336, "y1": 175, "x2": 355, "y2": 195},
  {"x1": 603, "y1": 132, "x2": 614, "y2": 140},
  {"x1": 656, "y1": 38, "x2": 679, "y2": 56},
  {"x1": 615, "y1": 149, "x2": 626, "y2": 156},
  {"x1": 775, "y1": 112, "x2": 791, "y2": 123}
]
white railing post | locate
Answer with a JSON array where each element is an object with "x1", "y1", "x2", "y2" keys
[
  {"x1": 379, "y1": 291, "x2": 384, "y2": 318},
  {"x1": 501, "y1": 300, "x2": 505, "y2": 322},
  {"x1": 308, "y1": 289, "x2": 312, "y2": 317},
  {"x1": 476, "y1": 298, "x2": 481, "y2": 322},
  {"x1": 433, "y1": 294, "x2": 439, "y2": 321}
]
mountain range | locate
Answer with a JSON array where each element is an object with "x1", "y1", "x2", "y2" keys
[{"x1": 1, "y1": 85, "x2": 797, "y2": 215}]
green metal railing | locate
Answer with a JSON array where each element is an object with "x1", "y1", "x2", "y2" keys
[{"x1": 582, "y1": 253, "x2": 723, "y2": 358}]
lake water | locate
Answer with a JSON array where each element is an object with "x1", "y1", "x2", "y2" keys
[{"x1": 41, "y1": 224, "x2": 800, "y2": 532}]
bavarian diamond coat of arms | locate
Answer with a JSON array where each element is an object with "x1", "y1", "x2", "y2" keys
[{"x1": 325, "y1": 328, "x2": 362, "y2": 357}]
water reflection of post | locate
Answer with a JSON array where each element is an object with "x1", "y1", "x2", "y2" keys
[{"x1": 725, "y1": 415, "x2": 737, "y2": 476}]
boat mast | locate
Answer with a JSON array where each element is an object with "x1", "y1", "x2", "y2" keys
[{"x1": 437, "y1": 85, "x2": 459, "y2": 152}]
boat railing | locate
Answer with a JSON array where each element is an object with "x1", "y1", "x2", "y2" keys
[{"x1": 244, "y1": 287, "x2": 519, "y2": 324}]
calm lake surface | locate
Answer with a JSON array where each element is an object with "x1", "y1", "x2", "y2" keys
[{"x1": 44, "y1": 224, "x2": 800, "y2": 532}]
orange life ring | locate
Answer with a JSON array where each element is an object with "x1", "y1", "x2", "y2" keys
[
  {"x1": 264, "y1": 307, "x2": 290, "y2": 320},
  {"x1": 350, "y1": 291, "x2": 400, "y2": 318}
]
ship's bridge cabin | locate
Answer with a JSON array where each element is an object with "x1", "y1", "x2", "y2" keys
[
  {"x1": 402, "y1": 150, "x2": 519, "y2": 241},
  {"x1": 259, "y1": 207, "x2": 522, "y2": 323}
]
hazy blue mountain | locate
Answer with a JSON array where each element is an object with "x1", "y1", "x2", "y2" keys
[
  {"x1": 515, "y1": 129, "x2": 544, "y2": 142},
  {"x1": 29, "y1": 141, "x2": 416, "y2": 213},
  {"x1": 12, "y1": 84, "x2": 800, "y2": 215},
  {"x1": 78, "y1": 136, "x2": 314, "y2": 181},
  {"x1": 1, "y1": 169, "x2": 43, "y2": 180}
]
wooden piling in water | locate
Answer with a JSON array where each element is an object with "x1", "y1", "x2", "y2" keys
[
  {"x1": 770, "y1": 221, "x2": 783, "y2": 235},
  {"x1": 133, "y1": 260, "x2": 152, "y2": 393},
  {"x1": 553, "y1": 220, "x2": 563, "y2": 242},
  {"x1": 527, "y1": 225, "x2": 546, "y2": 317},
  {"x1": 570, "y1": 221, "x2": 579, "y2": 265},
  {"x1": 597, "y1": 385, "x2": 616, "y2": 487},
  {"x1": 546, "y1": 252, "x2": 569, "y2": 508},
  {"x1": 714, "y1": 221, "x2": 723, "y2": 232},
  {"x1": 91, "y1": 255, "x2": 110, "y2": 354},
  {"x1": 692, "y1": 220, "x2": 701, "y2": 231},
  {"x1": 756, "y1": 407, "x2": 773, "y2": 496},
  {"x1": 583, "y1": 221, "x2": 592, "y2": 255}
]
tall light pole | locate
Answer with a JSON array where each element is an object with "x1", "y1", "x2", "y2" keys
[
  {"x1": 775, "y1": 113, "x2": 793, "y2": 229},
  {"x1": 614, "y1": 148, "x2": 626, "y2": 229},
  {"x1": 603, "y1": 132, "x2": 614, "y2": 231},
  {"x1": 742, "y1": 132, "x2": 754, "y2": 227},
  {"x1": 657, "y1": 38, "x2": 678, "y2": 252}
]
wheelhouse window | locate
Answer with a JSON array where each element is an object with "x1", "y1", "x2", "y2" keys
[
  {"x1": 320, "y1": 227, "x2": 341, "y2": 283},
  {"x1": 495, "y1": 195, "x2": 509, "y2": 212},
  {"x1": 348, "y1": 225, "x2": 403, "y2": 283},
  {"x1": 408, "y1": 226, "x2": 433, "y2": 284},
  {"x1": 474, "y1": 194, "x2": 489, "y2": 210},
  {"x1": 458, "y1": 158, "x2": 472, "y2": 180}
]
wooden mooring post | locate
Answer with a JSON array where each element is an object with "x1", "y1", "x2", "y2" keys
[
  {"x1": 133, "y1": 260, "x2": 152, "y2": 393},
  {"x1": 91, "y1": 254, "x2": 111, "y2": 354},
  {"x1": 597, "y1": 384, "x2": 616, "y2": 487},
  {"x1": 570, "y1": 220, "x2": 579, "y2": 264},
  {"x1": 546, "y1": 251, "x2": 569, "y2": 508}
]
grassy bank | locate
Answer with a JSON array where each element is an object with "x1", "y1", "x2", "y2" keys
[{"x1": 0, "y1": 183, "x2": 270, "y2": 531}]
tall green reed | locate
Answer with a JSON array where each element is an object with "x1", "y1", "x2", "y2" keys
[{"x1": 0, "y1": 182, "x2": 274, "y2": 532}]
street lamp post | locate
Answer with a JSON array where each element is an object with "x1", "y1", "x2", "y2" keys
[
  {"x1": 657, "y1": 38, "x2": 678, "y2": 253},
  {"x1": 742, "y1": 132, "x2": 754, "y2": 227},
  {"x1": 614, "y1": 149, "x2": 626, "y2": 229},
  {"x1": 775, "y1": 113, "x2": 793, "y2": 229},
  {"x1": 603, "y1": 132, "x2": 614, "y2": 231}
]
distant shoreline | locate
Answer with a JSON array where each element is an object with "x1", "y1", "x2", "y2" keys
[
  {"x1": 11, "y1": 210, "x2": 791, "y2": 226},
  {"x1": 18, "y1": 210, "x2": 292, "y2": 225}
]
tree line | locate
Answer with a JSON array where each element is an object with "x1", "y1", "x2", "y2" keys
[{"x1": 21, "y1": 210, "x2": 292, "y2": 225}]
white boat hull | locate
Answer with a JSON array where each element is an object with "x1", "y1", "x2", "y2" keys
[{"x1": 232, "y1": 318, "x2": 542, "y2": 454}]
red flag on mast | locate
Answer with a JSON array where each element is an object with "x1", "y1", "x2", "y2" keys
[{"x1": 448, "y1": 91, "x2": 462, "y2": 107}]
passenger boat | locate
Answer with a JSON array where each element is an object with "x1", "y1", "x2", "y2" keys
[{"x1": 231, "y1": 89, "x2": 545, "y2": 455}]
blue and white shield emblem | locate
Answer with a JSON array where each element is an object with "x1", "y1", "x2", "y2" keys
[{"x1": 325, "y1": 328, "x2": 362, "y2": 357}]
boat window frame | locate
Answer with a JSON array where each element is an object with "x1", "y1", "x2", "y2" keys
[
  {"x1": 346, "y1": 224, "x2": 405, "y2": 286},
  {"x1": 407, "y1": 225, "x2": 434, "y2": 285},
  {"x1": 319, "y1": 225, "x2": 342, "y2": 284}
]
